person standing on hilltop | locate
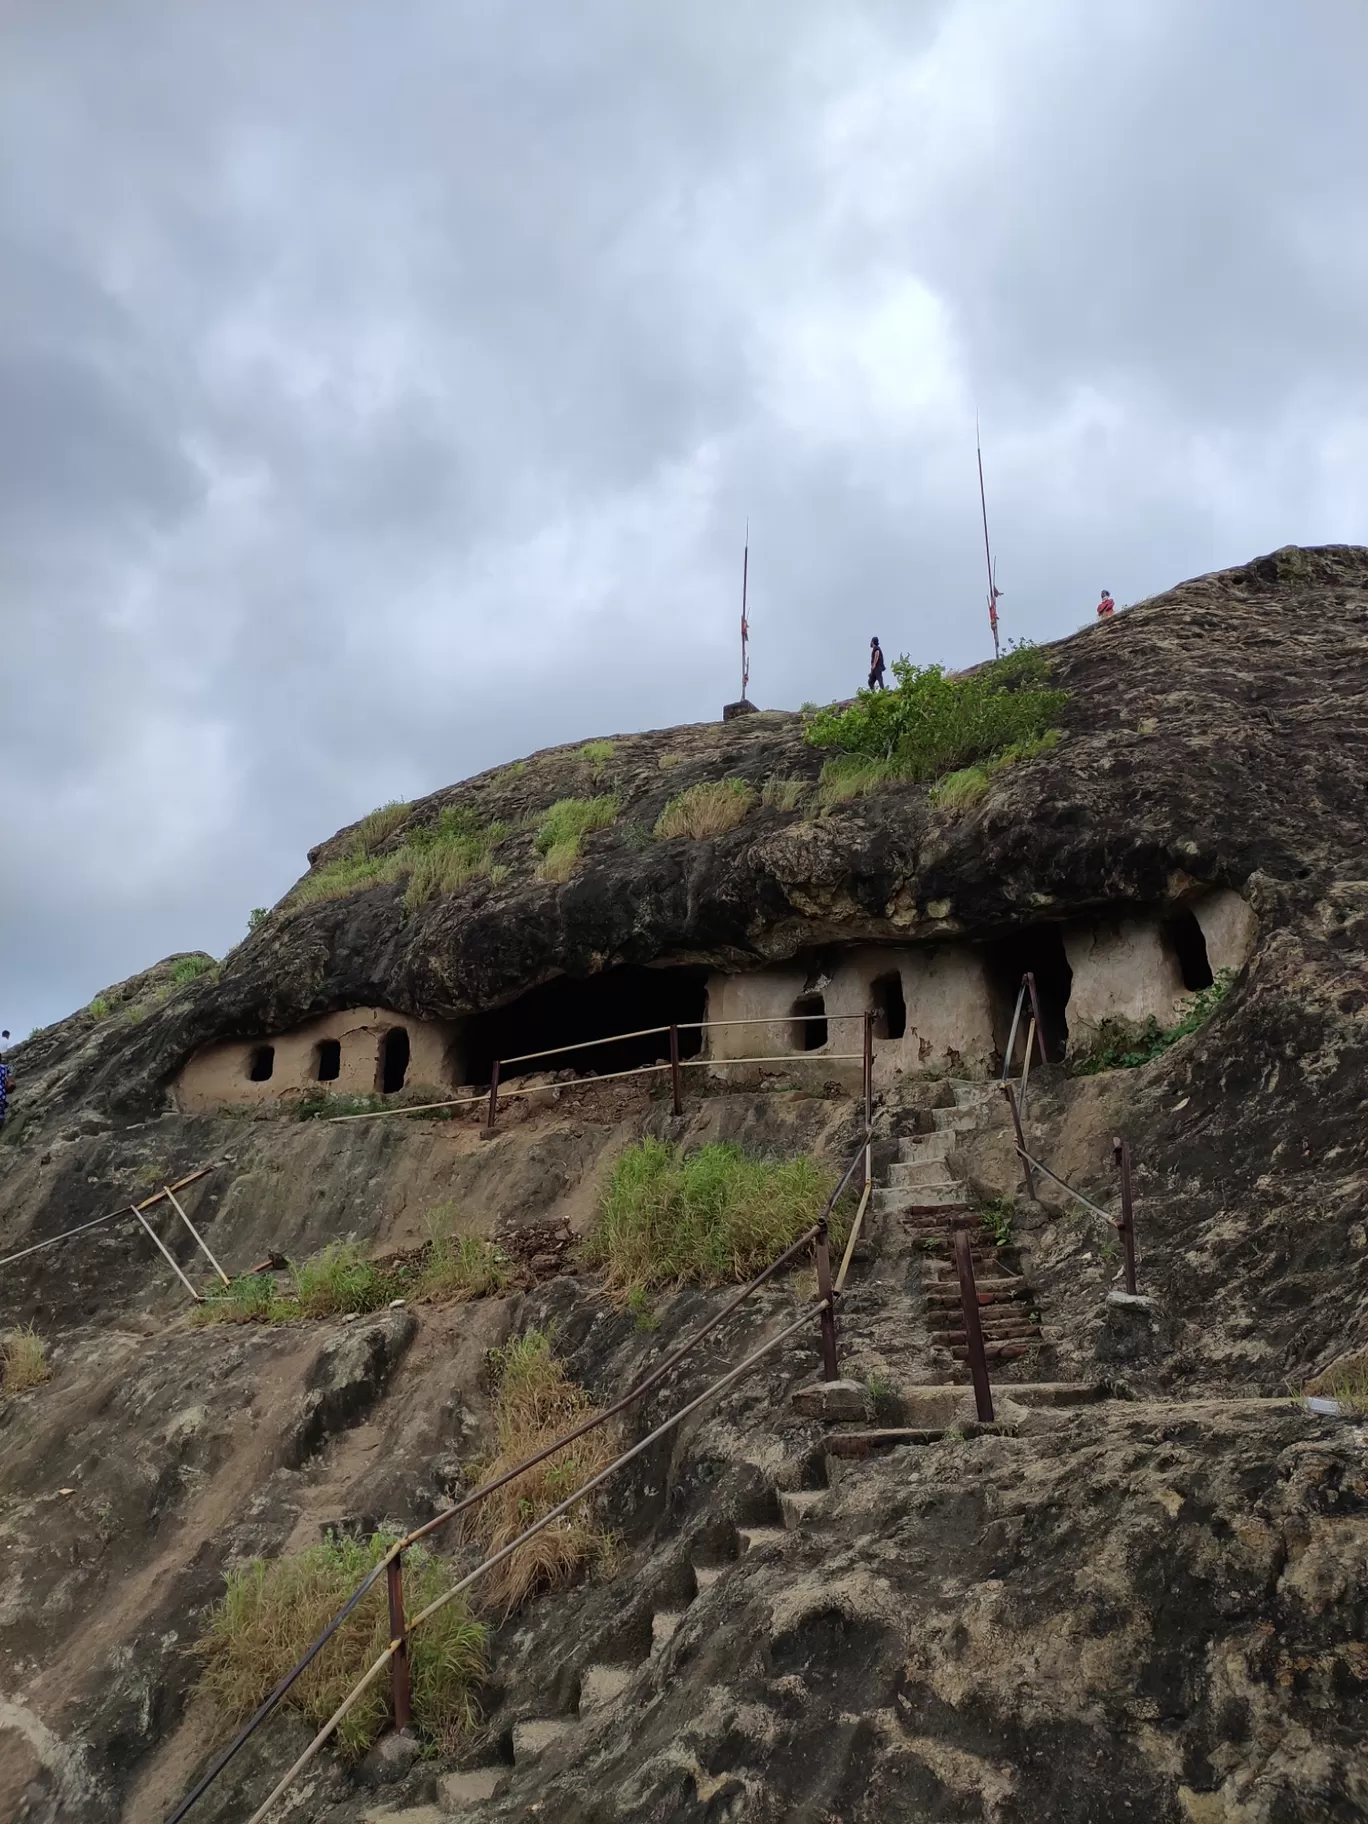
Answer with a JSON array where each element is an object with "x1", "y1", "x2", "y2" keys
[
  {"x1": 868, "y1": 636, "x2": 887, "y2": 690},
  {"x1": 1097, "y1": 589, "x2": 1116, "y2": 620},
  {"x1": 0, "y1": 1038, "x2": 12, "y2": 1131}
]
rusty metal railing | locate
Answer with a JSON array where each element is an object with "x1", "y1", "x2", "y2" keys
[{"x1": 164, "y1": 1124, "x2": 872, "y2": 1824}]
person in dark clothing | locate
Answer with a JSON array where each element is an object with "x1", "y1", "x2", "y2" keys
[
  {"x1": 868, "y1": 636, "x2": 887, "y2": 690},
  {"x1": 0, "y1": 1037, "x2": 11, "y2": 1129}
]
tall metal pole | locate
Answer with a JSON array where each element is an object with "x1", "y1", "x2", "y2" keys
[
  {"x1": 976, "y1": 417, "x2": 1001, "y2": 660},
  {"x1": 1113, "y1": 1136, "x2": 1138, "y2": 1295},
  {"x1": 740, "y1": 521, "x2": 750, "y2": 704},
  {"x1": 813, "y1": 1219, "x2": 840, "y2": 1382},
  {"x1": 954, "y1": 1228, "x2": 995, "y2": 1423}
]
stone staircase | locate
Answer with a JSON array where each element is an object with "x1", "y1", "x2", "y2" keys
[
  {"x1": 872, "y1": 1079, "x2": 1045, "y2": 1373},
  {"x1": 372, "y1": 1472, "x2": 831, "y2": 1821}
]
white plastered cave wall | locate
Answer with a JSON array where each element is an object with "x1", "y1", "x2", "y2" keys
[
  {"x1": 1189, "y1": 886, "x2": 1258, "y2": 977},
  {"x1": 175, "y1": 1007, "x2": 464, "y2": 1113},
  {"x1": 1062, "y1": 916, "x2": 1187, "y2": 1036},
  {"x1": 704, "y1": 944, "x2": 998, "y2": 1085}
]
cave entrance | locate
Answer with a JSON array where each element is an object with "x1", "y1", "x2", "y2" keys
[
  {"x1": 985, "y1": 926, "x2": 1073, "y2": 1065},
  {"x1": 871, "y1": 971, "x2": 906, "y2": 1041},
  {"x1": 464, "y1": 965, "x2": 708, "y2": 1084},
  {"x1": 1165, "y1": 906, "x2": 1214, "y2": 991},
  {"x1": 247, "y1": 1045, "x2": 275, "y2": 1082},
  {"x1": 314, "y1": 1039, "x2": 341, "y2": 1082},
  {"x1": 790, "y1": 994, "x2": 828, "y2": 1051},
  {"x1": 380, "y1": 1027, "x2": 410, "y2": 1094}
]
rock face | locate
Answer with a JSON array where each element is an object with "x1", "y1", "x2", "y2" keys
[{"x1": 0, "y1": 544, "x2": 1366, "y2": 1824}]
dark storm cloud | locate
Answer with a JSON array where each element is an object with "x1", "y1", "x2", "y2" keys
[{"x1": 2, "y1": 0, "x2": 1366, "y2": 1040}]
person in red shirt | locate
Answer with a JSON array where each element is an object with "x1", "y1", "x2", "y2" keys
[{"x1": 1097, "y1": 590, "x2": 1116, "y2": 620}]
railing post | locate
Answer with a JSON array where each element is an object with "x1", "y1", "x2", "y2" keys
[
  {"x1": 862, "y1": 1010, "x2": 874, "y2": 1189},
  {"x1": 129, "y1": 1205, "x2": 203, "y2": 1304},
  {"x1": 953, "y1": 1228, "x2": 995, "y2": 1423},
  {"x1": 486, "y1": 1058, "x2": 500, "y2": 1131},
  {"x1": 1000, "y1": 1082, "x2": 1037, "y2": 1201},
  {"x1": 387, "y1": 1552, "x2": 412, "y2": 1733},
  {"x1": 668, "y1": 1023, "x2": 682, "y2": 1117},
  {"x1": 1024, "y1": 971, "x2": 1050, "y2": 1067},
  {"x1": 1112, "y1": 1135, "x2": 1138, "y2": 1295},
  {"x1": 813, "y1": 1218, "x2": 840, "y2": 1382}
]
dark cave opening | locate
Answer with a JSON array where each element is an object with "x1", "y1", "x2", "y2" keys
[
  {"x1": 380, "y1": 1027, "x2": 410, "y2": 1094},
  {"x1": 247, "y1": 1045, "x2": 275, "y2": 1082},
  {"x1": 871, "y1": 971, "x2": 907, "y2": 1041},
  {"x1": 790, "y1": 993, "x2": 829, "y2": 1051},
  {"x1": 1166, "y1": 906, "x2": 1214, "y2": 991},
  {"x1": 986, "y1": 926, "x2": 1073, "y2": 1064},
  {"x1": 314, "y1": 1039, "x2": 341, "y2": 1082},
  {"x1": 463, "y1": 966, "x2": 709, "y2": 1083}
]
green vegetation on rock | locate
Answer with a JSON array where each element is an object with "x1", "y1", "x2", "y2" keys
[
  {"x1": 533, "y1": 794, "x2": 620, "y2": 881},
  {"x1": 1, "y1": 1325, "x2": 50, "y2": 1394},
  {"x1": 585, "y1": 1139, "x2": 839, "y2": 1292},
  {"x1": 1070, "y1": 970, "x2": 1237, "y2": 1074},
  {"x1": 807, "y1": 646, "x2": 1067, "y2": 801},
  {"x1": 654, "y1": 778, "x2": 756, "y2": 840},
  {"x1": 195, "y1": 1530, "x2": 486, "y2": 1758},
  {"x1": 289, "y1": 803, "x2": 508, "y2": 910}
]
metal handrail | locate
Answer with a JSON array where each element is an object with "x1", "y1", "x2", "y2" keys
[{"x1": 165, "y1": 1123, "x2": 874, "y2": 1823}]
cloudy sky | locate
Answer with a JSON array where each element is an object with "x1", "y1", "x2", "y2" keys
[{"x1": 3, "y1": 0, "x2": 1366, "y2": 1039}]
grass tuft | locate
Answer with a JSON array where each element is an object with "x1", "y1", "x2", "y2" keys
[
  {"x1": 817, "y1": 755, "x2": 906, "y2": 807},
  {"x1": 583, "y1": 1139, "x2": 840, "y2": 1294},
  {"x1": 1, "y1": 1325, "x2": 50, "y2": 1393},
  {"x1": 353, "y1": 800, "x2": 412, "y2": 854},
  {"x1": 416, "y1": 1207, "x2": 513, "y2": 1302},
  {"x1": 1070, "y1": 970, "x2": 1237, "y2": 1074},
  {"x1": 170, "y1": 955, "x2": 217, "y2": 986},
  {"x1": 761, "y1": 776, "x2": 808, "y2": 812},
  {"x1": 654, "y1": 778, "x2": 755, "y2": 841},
  {"x1": 578, "y1": 740, "x2": 616, "y2": 775},
  {"x1": 927, "y1": 766, "x2": 992, "y2": 811},
  {"x1": 533, "y1": 795, "x2": 619, "y2": 881},
  {"x1": 88, "y1": 995, "x2": 113, "y2": 1020},
  {"x1": 290, "y1": 1243, "x2": 393, "y2": 1318},
  {"x1": 195, "y1": 1531, "x2": 486, "y2": 1758},
  {"x1": 467, "y1": 1332, "x2": 614, "y2": 1614},
  {"x1": 288, "y1": 805, "x2": 506, "y2": 911}
]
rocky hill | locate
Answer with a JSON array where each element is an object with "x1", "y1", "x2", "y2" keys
[{"x1": 0, "y1": 544, "x2": 1366, "y2": 1824}]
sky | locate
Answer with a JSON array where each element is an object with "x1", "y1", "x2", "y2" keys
[{"x1": 3, "y1": 0, "x2": 1367, "y2": 1040}]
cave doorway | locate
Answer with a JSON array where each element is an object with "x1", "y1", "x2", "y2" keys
[
  {"x1": 314, "y1": 1039, "x2": 341, "y2": 1082},
  {"x1": 380, "y1": 1027, "x2": 410, "y2": 1094},
  {"x1": 985, "y1": 927, "x2": 1073, "y2": 1064},
  {"x1": 790, "y1": 994, "x2": 828, "y2": 1051},
  {"x1": 463, "y1": 966, "x2": 708, "y2": 1084},
  {"x1": 247, "y1": 1045, "x2": 275, "y2": 1082},
  {"x1": 1165, "y1": 906, "x2": 1214, "y2": 991},
  {"x1": 871, "y1": 971, "x2": 906, "y2": 1041}
]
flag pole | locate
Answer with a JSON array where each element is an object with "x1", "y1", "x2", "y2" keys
[
  {"x1": 740, "y1": 520, "x2": 750, "y2": 703},
  {"x1": 976, "y1": 417, "x2": 1001, "y2": 659}
]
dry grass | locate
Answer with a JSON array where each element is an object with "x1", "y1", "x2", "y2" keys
[
  {"x1": 195, "y1": 1531, "x2": 486, "y2": 1759},
  {"x1": 353, "y1": 799, "x2": 412, "y2": 854},
  {"x1": 1, "y1": 1325, "x2": 50, "y2": 1393},
  {"x1": 583, "y1": 1139, "x2": 840, "y2": 1293},
  {"x1": 654, "y1": 778, "x2": 755, "y2": 840},
  {"x1": 657, "y1": 751, "x2": 686, "y2": 770},
  {"x1": 761, "y1": 775, "x2": 808, "y2": 812},
  {"x1": 467, "y1": 1331, "x2": 614, "y2": 1615}
]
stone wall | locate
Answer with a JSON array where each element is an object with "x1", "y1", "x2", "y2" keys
[
  {"x1": 1062, "y1": 915, "x2": 1188, "y2": 1037},
  {"x1": 1190, "y1": 885, "x2": 1258, "y2": 976},
  {"x1": 175, "y1": 1007, "x2": 463, "y2": 1113}
]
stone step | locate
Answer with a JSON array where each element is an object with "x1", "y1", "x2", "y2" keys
[
  {"x1": 874, "y1": 1185, "x2": 969, "y2": 1213},
  {"x1": 512, "y1": 1717, "x2": 573, "y2": 1762},
  {"x1": 948, "y1": 1341, "x2": 1034, "y2": 1363},
  {"x1": 652, "y1": 1609, "x2": 685, "y2": 1649},
  {"x1": 901, "y1": 1210, "x2": 983, "y2": 1232},
  {"x1": 931, "y1": 1107, "x2": 986, "y2": 1133},
  {"x1": 736, "y1": 1525, "x2": 788, "y2": 1554},
  {"x1": 896, "y1": 1131, "x2": 956, "y2": 1162},
  {"x1": 888, "y1": 1160, "x2": 958, "y2": 1189},
  {"x1": 438, "y1": 1767, "x2": 503, "y2": 1811},
  {"x1": 925, "y1": 1285, "x2": 1031, "y2": 1308},
  {"x1": 932, "y1": 1322, "x2": 1041, "y2": 1346},
  {"x1": 778, "y1": 1489, "x2": 828, "y2": 1530},
  {"x1": 365, "y1": 1804, "x2": 442, "y2": 1824},
  {"x1": 579, "y1": 1664, "x2": 634, "y2": 1714},
  {"x1": 951, "y1": 1082, "x2": 997, "y2": 1107}
]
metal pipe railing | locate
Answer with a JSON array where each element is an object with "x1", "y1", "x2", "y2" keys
[{"x1": 166, "y1": 1121, "x2": 873, "y2": 1823}]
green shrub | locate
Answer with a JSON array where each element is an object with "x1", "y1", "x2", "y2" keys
[
  {"x1": 533, "y1": 795, "x2": 620, "y2": 881},
  {"x1": 288, "y1": 805, "x2": 507, "y2": 911},
  {"x1": 247, "y1": 908, "x2": 268, "y2": 932},
  {"x1": 87, "y1": 995, "x2": 113, "y2": 1020},
  {"x1": 1070, "y1": 970, "x2": 1237, "y2": 1074},
  {"x1": 170, "y1": 955, "x2": 217, "y2": 986},
  {"x1": 193, "y1": 1273, "x2": 286, "y2": 1325},
  {"x1": 806, "y1": 646, "x2": 1067, "y2": 783},
  {"x1": 654, "y1": 779, "x2": 755, "y2": 841},
  {"x1": 981, "y1": 1196, "x2": 1014, "y2": 1248},
  {"x1": 584, "y1": 1139, "x2": 839, "y2": 1292},
  {"x1": 195, "y1": 1531, "x2": 486, "y2": 1758}
]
